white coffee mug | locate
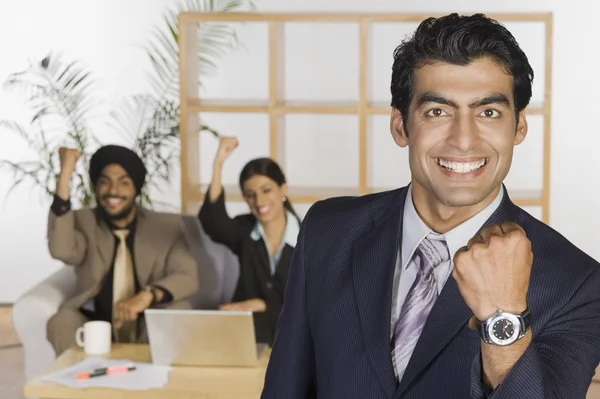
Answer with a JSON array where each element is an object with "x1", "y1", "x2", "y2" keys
[{"x1": 75, "y1": 321, "x2": 112, "y2": 355}]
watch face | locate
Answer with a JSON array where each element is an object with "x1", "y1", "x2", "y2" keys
[
  {"x1": 492, "y1": 318, "x2": 515, "y2": 340},
  {"x1": 487, "y1": 313, "x2": 521, "y2": 346}
]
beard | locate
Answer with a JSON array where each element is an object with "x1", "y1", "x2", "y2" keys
[{"x1": 98, "y1": 195, "x2": 136, "y2": 222}]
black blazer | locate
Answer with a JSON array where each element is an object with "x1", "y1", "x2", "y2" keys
[
  {"x1": 198, "y1": 188, "x2": 295, "y2": 346},
  {"x1": 261, "y1": 185, "x2": 600, "y2": 398}
]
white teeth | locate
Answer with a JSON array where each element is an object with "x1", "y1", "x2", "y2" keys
[
  {"x1": 258, "y1": 206, "x2": 269, "y2": 214},
  {"x1": 438, "y1": 158, "x2": 486, "y2": 173}
]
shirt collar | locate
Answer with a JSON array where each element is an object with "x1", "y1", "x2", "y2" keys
[
  {"x1": 250, "y1": 210, "x2": 301, "y2": 248},
  {"x1": 401, "y1": 184, "x2": 504, "y2": 269}
]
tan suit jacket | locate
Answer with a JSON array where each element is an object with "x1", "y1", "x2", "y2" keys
[{"x1": 47, "y1": 207, "x2": 199, "y2": 311}]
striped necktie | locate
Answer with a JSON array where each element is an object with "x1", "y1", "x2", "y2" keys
[{"x1": 391, "y1": 236, "x2": 450, "y2": 381}]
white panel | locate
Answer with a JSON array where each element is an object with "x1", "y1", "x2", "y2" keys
[
  {"x1": 198, "y1": 113, "x2": 270, "y2": 186},
  {"x1": 284, "y1": 23, "x2": 359, "y2": 102},
  {"x1": 503, "y1": 115, "x2": 544, "y2": 195},
  {"x1": 369, "y1": 22, "x2": 421, "y2": 104},
  {"x1": 502, "y1": 22, "x2": 546, "y2": 107},
  {"x1": 283, "y1": 114, "x2": 359, "y2": 188},
  {"x1": 200, "y1": 22, "x2": 269, "y2": 101},
  {"x1": 367, "y1": 114, "x2": 411, "y2": 190},
  {"x1": 289, "y1": 202, "x2": 315, "y2": 220},
  {"x1": 521, "y1": 206, "x2": 542, "y2": 222}
]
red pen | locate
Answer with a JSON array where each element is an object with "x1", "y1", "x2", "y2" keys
[{"x1": 76, "y1": 364, "x2": 136, "y2": 380}]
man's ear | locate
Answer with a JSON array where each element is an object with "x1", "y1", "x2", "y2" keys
[
  {"x1": 514, "y1": 111, "x2": 528, "y2": 145},
  {"x1": 390, "y1": 107, "x2": 409, "y2": 148}
]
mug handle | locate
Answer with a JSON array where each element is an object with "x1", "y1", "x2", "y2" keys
[{"x1": 75, "y1": 327, "x2": 85, "y2": 348}]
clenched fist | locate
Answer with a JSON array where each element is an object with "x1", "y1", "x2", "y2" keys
[
  {"x1": 213, "y1": 136, "x2": 239, "y2": 166},
  {"x1": 58, "y1": 147, "x2": 82, "y2": 176},
  {"x1": 453, "y1": 222, "x2": 533, "y2": 320}
]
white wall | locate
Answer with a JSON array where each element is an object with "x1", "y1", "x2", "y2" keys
[{"x1": 1, "y1": 0, "x2": 599, "y2": 303}]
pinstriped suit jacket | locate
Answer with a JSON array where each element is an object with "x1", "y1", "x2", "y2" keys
[{"x1": 261, "y1": 185, "x2": 600, "y2": 398}]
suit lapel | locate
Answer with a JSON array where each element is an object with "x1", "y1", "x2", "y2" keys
[
  {"x1": 396, "y1": 186, "x2": 519, "y2": 395},
  {"x1": 353, "y1": 188, "x2": 407, "y2": 398},
  {"x1": 95, "y1": 213, "x2": 114, "y2": 280},
  {"x1": 396, "y1": 276, "x2": 472, "y2": 394},
  {"x1": 275, "y1": 246, "x2": 293, "y2": 286},
  {"x1": 133, "y1": 209, "x2": 154, "y2": 287},
  {"x1": 254, "y1": 238, "x2": 273, "y2": 277}
]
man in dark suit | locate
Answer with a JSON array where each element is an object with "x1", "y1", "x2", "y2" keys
[{"x1": 261, "y1": 13, "x2": 600, "y2": 398}]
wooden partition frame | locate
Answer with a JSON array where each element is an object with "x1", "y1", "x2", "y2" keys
[{"x1": 179, "y1": 12, "x2": 553, "y2": 223}]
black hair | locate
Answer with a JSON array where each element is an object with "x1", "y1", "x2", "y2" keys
[
  {"x1": 390, "y1": 13, "x2": 534, "y2": 128},
  {"x1": 238, "y1": 157, "x2": 301, "y2": 224}
]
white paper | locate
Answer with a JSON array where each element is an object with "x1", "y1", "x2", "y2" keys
[{"x1": 38, "y1": 357, "x2": 172, "y2": 390}]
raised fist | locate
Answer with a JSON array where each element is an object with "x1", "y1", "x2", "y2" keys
[
  {"x1": 58, "y1": 147, "x2": 82, "y2": 176},
  {"x1": 214, "y1": 136, "x2": 239, "y2": 166},
  {"x1": 453, "y1": 222, "x2": 533, "y2": 320}
]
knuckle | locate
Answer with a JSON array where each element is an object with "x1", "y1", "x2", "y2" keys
[
  {"x1": 470, "y1": 242, "x2": 486, "y2": 253},
  {"x1": 506, "y1": 229, "x2": 524, "y2": 242},
  {"x1": 488, "y1": 234, "x2": 503, "y2": 246}
]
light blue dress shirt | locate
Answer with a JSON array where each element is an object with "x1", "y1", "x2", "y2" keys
[{"x1": 250, "y1": 210, "x2": 301, "y2": 275}]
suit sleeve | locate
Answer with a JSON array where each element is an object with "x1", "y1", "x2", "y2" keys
[
  {"x1": 150, "y1": 223, "x2": 199, "y2": 302},
  {"x1": 470, "y1": 266, "x2": 600, "y2": 398},
  {"x1": 47, "y1": 195, "x2": 88, "y2": 266},
  {"x1": 198, "y1": 186, "x2": 245, "y2": 255},
  {"x1": 260, "y1": 205, "x2": 317, "y2": 399}
]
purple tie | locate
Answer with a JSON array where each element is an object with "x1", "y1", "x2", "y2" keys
[{"x1": 391, "y1": 236, "x2": 450, "y2": 380}]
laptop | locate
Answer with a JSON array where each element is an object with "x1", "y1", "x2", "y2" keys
[{"x1": 144, "y1": 308, "x2": 268, "y2": 367}]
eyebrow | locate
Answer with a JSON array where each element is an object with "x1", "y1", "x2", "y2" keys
[{"x1": 416, "y1": 92, "x2": 511, "y2": 109}]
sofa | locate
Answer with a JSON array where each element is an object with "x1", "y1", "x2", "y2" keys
[{"x1": 12, "y1": 215, "x2": 240, "y2": 381}]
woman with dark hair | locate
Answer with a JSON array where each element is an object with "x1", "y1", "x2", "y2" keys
[{"x1": 198, "y1": 136, "x2": 301, "y2": 346}]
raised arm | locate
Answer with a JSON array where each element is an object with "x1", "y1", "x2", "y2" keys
[
  {"x1": 47, "y1": 147, "x2": 88, "y2": 265},
  {"x1": 454, "y1": 222, "x2": 600, "y2": 398},
  {"x1": 470, "y1": 266, "x2": 600, "y2": 398},
  {"x1": 198, "y1": 136, "x2": 245, "y2": 254}
]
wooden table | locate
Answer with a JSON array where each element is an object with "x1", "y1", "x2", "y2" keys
[{"x1": 24, "y1": 344, "x2": 270, "y2": 399}]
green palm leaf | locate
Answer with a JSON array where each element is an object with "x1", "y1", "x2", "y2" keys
[
  {"x1": 0, "y1": 53, "x2": 98, "y2": 206},
  {"x1": 112, "y1": 0, "x2": 254, "y2": 208}
]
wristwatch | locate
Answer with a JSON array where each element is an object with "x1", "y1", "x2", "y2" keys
[
  {"x1": 144, "y1": 285, "x2": 158, "y2": 306},
  {"x1": 475, "y1": 307, "x2": 532, "y2": 346}
]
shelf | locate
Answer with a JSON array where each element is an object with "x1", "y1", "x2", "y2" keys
[
  {"x1": 188, "y1": 99, "x2": 269, "y2": 113},
  {"x1": 180, "y1": 12, "x2": 552, "y2": 24},
  {"x1": 274, "y1": 101, "x2": 358, "y2": 115},
  {"x1": 189, "y1": 184, "x2": 542, "y2": 207},
  {"x1": 187, "y1": 99, "x2": 359, "y2": 114},
  {"x1": 367, "y1": 101, "x2": 545, "y2": 115},
  {"x1": 189, "y1": 99, "x2": 545, "y2": 116},
  {"x1": 368, "y1": 102, "x2": 391, "y2": 115},
  {"x1": 367, "y1": 187, "x2": 543, "y2": 207},
  {"x1": 189, "y1": 184, "x2": 359, "y2": 203}
]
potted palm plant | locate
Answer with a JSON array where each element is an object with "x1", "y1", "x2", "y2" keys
[{"x1": 1, "y1": 0, "x2": 255, "y2": 209}]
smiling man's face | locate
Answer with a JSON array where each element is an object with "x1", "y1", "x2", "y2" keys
[
  {"x1": 95, "y1": 164, "x2": 136, "y2": 222},
  {"x1": 391, "y1": 56, "x2": 528, "y2": 212}
]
